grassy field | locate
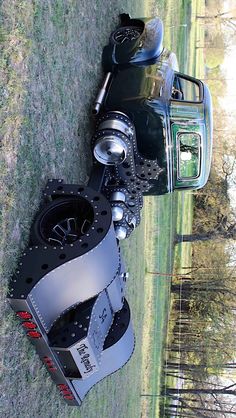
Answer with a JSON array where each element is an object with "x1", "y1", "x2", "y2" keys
[
  {"x1": 140, "y1": 1, "x2": 205, "y2": 417},
  {"x1": 0, "y1": 1, "x2": 158, "y2": 418},
  {"x1": 140, "y1": 194, "x2": 177, "y2": 418},
  {"x1": 0, "y1": 1, "x2": 205, "y2": 417}
]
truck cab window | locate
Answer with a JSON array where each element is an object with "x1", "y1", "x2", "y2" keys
[
  {"x1": 177, "y1": 133, "x2": 200, "y2": 179},
  {"x1": 172, "y1": 75, "x2": 201, "y2": 102}
]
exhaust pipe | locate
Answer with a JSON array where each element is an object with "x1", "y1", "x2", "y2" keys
[{"x1": 92, "y1": 72, "x2": 112, "y2": 115}]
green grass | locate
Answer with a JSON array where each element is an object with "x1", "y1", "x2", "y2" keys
[
  {"x1": 174, "y1": 191, "x2": 194, "y2": 271},
  {"x1": 140, "y1": 193, "x2": 177, "y2": 417},
  {"x1": 140, "y1": 1, "x2": 206, "y2": 416},
  {"x1": 163, "y1": 0, "x2": 205, "y2": 76},
  {"x1": 188, "y1": 0, "x2": 205, "y2": 78},
  {"x1": 0, "y1": 1, "x2": 205, "y2": 417}
]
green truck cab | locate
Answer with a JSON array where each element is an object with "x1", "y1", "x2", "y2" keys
[{"x1": 97, "y1": 14, "x2": 213, "y2": 195}]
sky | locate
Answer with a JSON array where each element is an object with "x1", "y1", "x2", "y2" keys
[{"x1": 220, "y1": 48, "x2": 236, "y2": 113}]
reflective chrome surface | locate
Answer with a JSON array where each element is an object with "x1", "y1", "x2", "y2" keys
[
  {"x1": 115, "y1": 226, "x2": 127, "y2": 240},
  {"x1": 92, "y1": 72, "x2": 112, "y2": 115},
  {"x1": 110, "y1": 191, "x2": 126, "y2": 202},
  {"x1": 112, "y1": 206, "x2": 124, "y2": 222},
  {"x1": 99, "y1": 119, "x2": 133, "y2": 137},
  {"x1": 93, "y1": 135, "x2": 127, "y2": 165}
]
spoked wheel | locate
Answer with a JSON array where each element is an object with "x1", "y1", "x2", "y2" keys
[
  {"x1": 110, "y1": 26, "x2": 143, "y2": 45},
  {"x1": 49, "y1": 217, "x2": 80, "y2": 246},
  {"x1": 31, "y1": 197, "x2": 94, "y2": 246}
]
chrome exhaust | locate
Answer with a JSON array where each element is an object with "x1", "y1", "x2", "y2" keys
[{"x1": 92, "y1": 72, "x2": 112, "y2": 115}]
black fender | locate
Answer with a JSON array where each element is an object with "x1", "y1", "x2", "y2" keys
[{"x1": 102, "y1": 16, "x2": 164, "y2": 71}]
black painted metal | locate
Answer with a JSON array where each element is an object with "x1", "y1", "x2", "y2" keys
[
  {"x1": 87, "y1": 161, "x2": 106, "y2": 192},
  {"x1": 8, "y1": 181, "x2": 113, "y2": 300},
  {"x1": 48, "y1": 298, "x2": 95, "y2": 349},
  {"x1": 103, "y1": 299, "x2": 130, "y2": 350},
  {"x1": 55, "y1": 351, "x2": 82, "y2": 379},
  {"x1": 91, "y1": 110, "x2": 162, "y2": 238}
]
